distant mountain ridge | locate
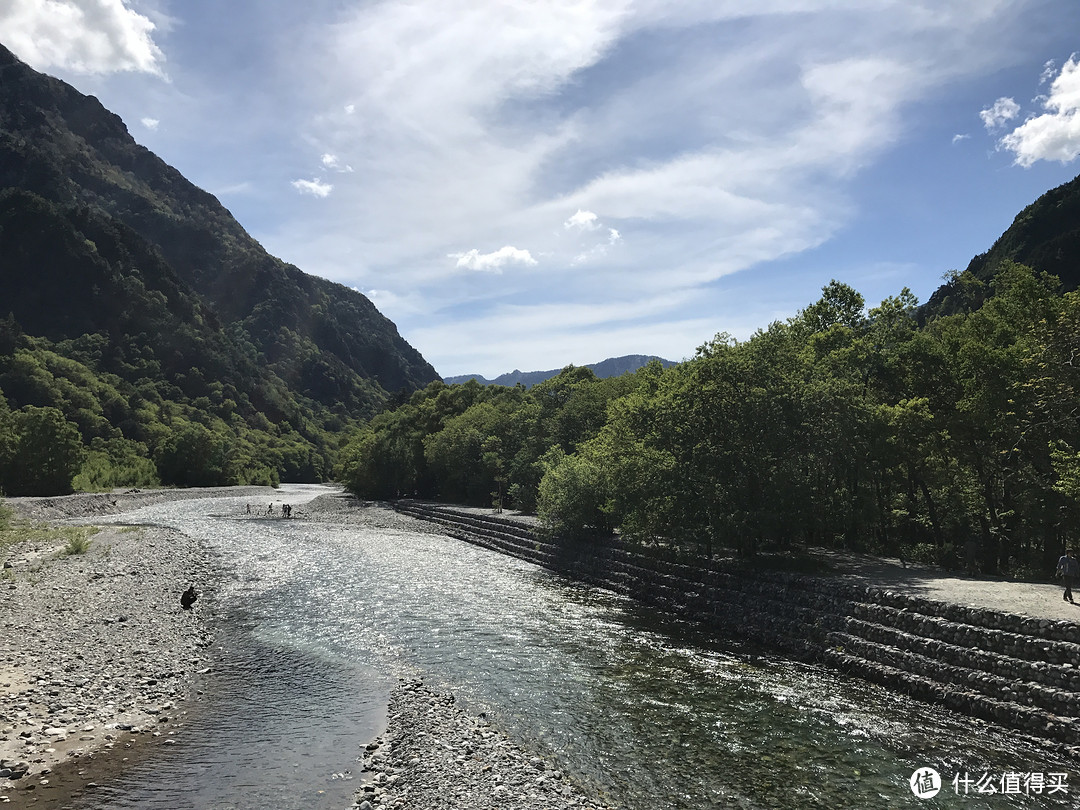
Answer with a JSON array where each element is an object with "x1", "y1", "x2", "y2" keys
[{"x1": 444, "y1": 355, "x2": 677, "y2": 388}]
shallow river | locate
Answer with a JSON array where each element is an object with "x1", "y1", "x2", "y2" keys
[{"x1": 74, "y1": 485, "x2": 1077, "y2": 809}]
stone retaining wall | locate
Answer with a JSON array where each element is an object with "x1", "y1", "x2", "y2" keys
[{"x1": 393, "y1": 500, "x2": 1080, "y2": 748}]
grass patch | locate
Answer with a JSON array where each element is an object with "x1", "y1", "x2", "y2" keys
[
  {"x1": 63, "y1": 528, "x2": 94, "y2": 555},
  {"x1": 0, "y1": 502, "x2": 100, "y2": 559}
]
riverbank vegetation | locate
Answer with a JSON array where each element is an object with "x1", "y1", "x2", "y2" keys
[
  {"x1": 0, "y1": 325, "x2": 340, "y2": 495},
  {"x1": 339, "y1": 263, "x2": 1080, "y2": 577}
]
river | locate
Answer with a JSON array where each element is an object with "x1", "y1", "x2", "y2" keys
[{"x1": 72, "y1": 484, "x2": 1077, "y2": 809}]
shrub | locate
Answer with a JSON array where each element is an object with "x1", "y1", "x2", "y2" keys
[{"x1": 63, "y1": 528, "x2": 93, "y2": 555}]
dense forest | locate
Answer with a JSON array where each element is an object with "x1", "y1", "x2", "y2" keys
[{"x1": 338, "y1": 263, "x2": 1080, "y2": 577}]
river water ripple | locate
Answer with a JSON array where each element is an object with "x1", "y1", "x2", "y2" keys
[{"x1": 73, "y1": 485, "x2": 1077, "y2": 809}]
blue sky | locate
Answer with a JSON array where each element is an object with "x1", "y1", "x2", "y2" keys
[{"x1": 4, "y1": 1, "x2": 1080, "y2": 378}]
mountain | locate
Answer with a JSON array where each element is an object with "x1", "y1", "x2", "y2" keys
[
  {"x1": 444, "y1": 355, "x2": 677, "y2": 388},
  {"x1": 0, "y1": 43, "x2": 438, "y2": 493},
  {"x1": 923, "y1": 171, "x2": 1080, "y2": 318},
  {"x1": 0, "y1": 43, "x2": 437, "y2": 407}
]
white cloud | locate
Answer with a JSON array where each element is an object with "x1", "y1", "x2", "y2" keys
[
  {"x1": 0, "y1": 0, "x2": 164, "y2": 75},
  {"x1": 951, "y1": 133, "x2": 970, "y2": 144},
  {"x1": 249, "y1": 0, "x2": 1051, "y2": 374},
  {"x1": 141, "y1": 117, "x2": 159, "y2": 130},
  {"x1": 980, "y1": 96, "x2": 1020, "y2": 130},
  {"x1": 1040, "y1": 59, "x2": 1056, "y2": 86},
  {"x1": 565, "y1": 210, "x2": 601, "y2": 231},
  {"x1": 321, "y1": 153, "x2": 354, "y2": 172},
  {"x1": 451, "y1": 246, "x2": 538, "y2": 272},
  {"x1": 1000, "y1": 57, "x2": 1080, "y2": 167},
  {"x1": 291, "y1": 178, "x2": 334, "y2": 197}
]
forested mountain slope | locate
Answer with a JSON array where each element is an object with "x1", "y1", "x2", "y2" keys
[
  {"x1": 0, "y1": 43, "x2": 438, "y2": 494},
  {"x1": 0, "y1": 43, "x2": 437, "y2": 404},
  {"x1": 924, "y1": 171, "x2": 1080, "y2": 317}
]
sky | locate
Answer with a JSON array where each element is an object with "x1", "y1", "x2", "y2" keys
[{"x1": 4, "y1": 1, "x2": 1080, "y2": 378}]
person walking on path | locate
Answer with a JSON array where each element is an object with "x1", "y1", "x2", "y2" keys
[{"x1": 1056, "y1": 548, "x2": 1079, "y2": 603}]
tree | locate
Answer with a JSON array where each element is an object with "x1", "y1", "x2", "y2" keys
[
  {"x1": 4, "y1": 406, "x2": 86, "y2": 495},
  {"x1": 537, "y1": 447, "x2": 612, "y2": 541}
]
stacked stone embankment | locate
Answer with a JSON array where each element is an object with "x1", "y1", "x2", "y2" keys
[{"x1": 392, "y1": 500, "x2": 1080, "y2": 749}]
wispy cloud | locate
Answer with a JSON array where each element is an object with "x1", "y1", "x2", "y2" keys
[
  {"x1": 1, "y1": 0, "x2": 164, "y2": 75},
  {"x1": 1000, "y1": 56, "x2": 1080, "y2": 167},
  {"x1": 141, "y1": 116, "x2": 159, "y2": 130},
  {"x1": 11, "y1": 0, "x2": 1062, "y2": 376},
  {"x1": 291, "y1": 178, "x2": 334, "y2": 197},
  {"x1": 980, "y1": 96, "x2": 1020, "y2": 130},
  {"x1": 321, "y1": 153, "x2": 354, "y2": 172},
  {"x1": 246, "y1": 0, "x2": 1041, "y2": 373},
  {"x1": 211, "y1": 181, "x2": 254, "y2": 197}
]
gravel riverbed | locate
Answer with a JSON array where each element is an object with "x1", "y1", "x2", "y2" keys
[
  {"x1": 0, "y1": 525, "x2": 221, "y2": 805},
  {"x1": 0, "y1": 488, "x2": 620, "y2": 809},
  {"x1": 357, "y1": 678, "x2": 616, "y2": 810}
]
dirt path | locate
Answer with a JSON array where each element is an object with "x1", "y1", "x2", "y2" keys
[{"x1": 808, "y1": 548, "x2": 1080, "y2": 623}]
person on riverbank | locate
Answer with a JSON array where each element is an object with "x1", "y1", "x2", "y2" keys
[
  {"x1": 1056, "y1": 548, "x2": 1078, "y2": 603},
  {"x1": 180, "y1": 584, "x2": 197, "y2": 610}
]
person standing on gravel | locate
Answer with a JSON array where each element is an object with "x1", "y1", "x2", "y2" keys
[{"x1": 1056, "y1": 548, "x2": 1079, "y2": 603}]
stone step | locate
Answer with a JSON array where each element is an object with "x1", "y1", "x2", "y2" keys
[
  {"x1": 849, "y1": 602, "x2": 1080, "y2": 664},
  {"x1": 841, "y1": 616, "x2": 1080, "y2": 692},
  {"x1": 828, "y1": 631, "x2": 1080, "y2": 717},
  {"x1": 820, "y1": 648, "x2": 1080, "y2": 744}
]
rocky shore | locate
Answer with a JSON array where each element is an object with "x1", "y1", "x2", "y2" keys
[
  {"x1": 0, "y1": 522, "x2": 217, "y2": 805},
  {"x1": 356, "y1": 678, "x2": 616, "y2": 810}
]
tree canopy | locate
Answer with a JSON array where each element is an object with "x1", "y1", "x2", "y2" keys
[{"x1": 339, "y1": 266, "x2": 1080, "y2": 578}]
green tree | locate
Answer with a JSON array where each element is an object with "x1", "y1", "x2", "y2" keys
[{"x1": 4, "y1": 406, "x2": 86, "y2": 495}]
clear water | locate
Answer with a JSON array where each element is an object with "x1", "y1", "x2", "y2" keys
[{"x1": 70, "y1": 485, "x2": 1079, "y2": 809}]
